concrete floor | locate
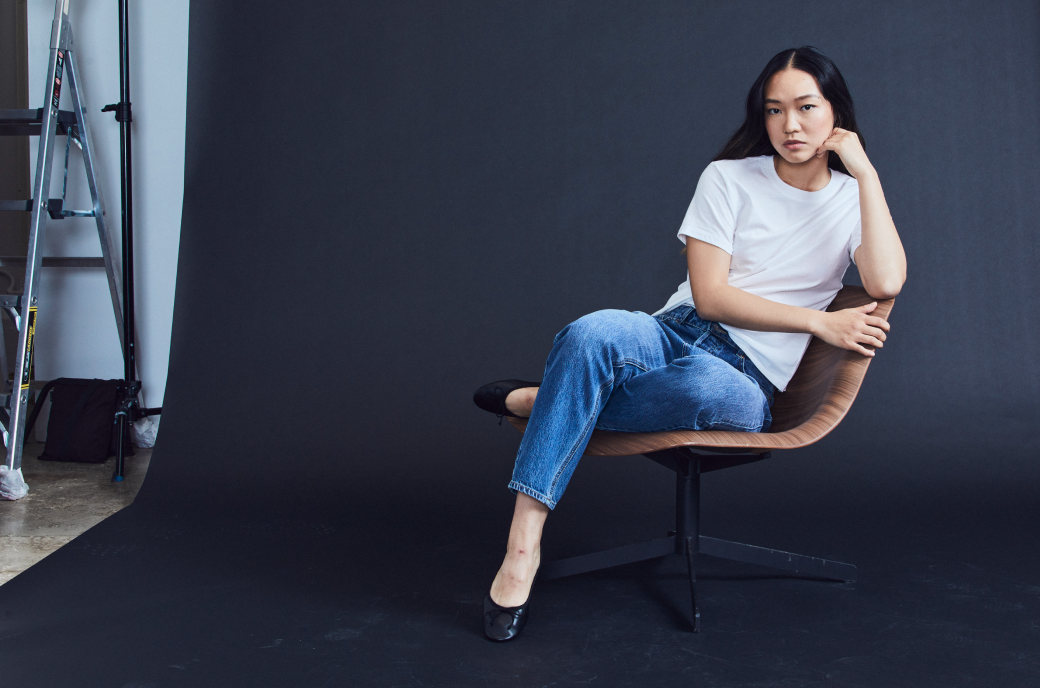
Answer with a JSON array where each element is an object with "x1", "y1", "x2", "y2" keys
[{"x1": 0, "y1": 439, "x2": 151, "y2": 585}]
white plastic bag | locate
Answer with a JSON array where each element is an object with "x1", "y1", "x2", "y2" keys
[
  {"x1": 0, "y1": 464, "x2": 28, "y2": 500},
  {"x1": 132, "y1": 417, "x2": 158, "y2": 448}
]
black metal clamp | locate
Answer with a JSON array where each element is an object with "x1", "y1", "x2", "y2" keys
[{"x1": 101, "y1": 101, "x2": 132, "y2": 123}]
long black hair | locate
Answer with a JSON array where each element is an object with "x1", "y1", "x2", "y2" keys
[{"x1": 715, "y1": 46, "x2": 864, "y2": 176}]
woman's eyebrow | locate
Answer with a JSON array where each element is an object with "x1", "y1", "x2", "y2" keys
[{"x1": 764, "y1": 93, "x2": 820, "y2": 104}]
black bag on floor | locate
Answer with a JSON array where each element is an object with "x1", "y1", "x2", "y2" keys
[{"x1": 25, "y1": 378, "x2": 134, "y2": 463}]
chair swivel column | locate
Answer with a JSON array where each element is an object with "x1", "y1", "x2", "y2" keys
[{"x1": 675, "y1": 453, "x2": 701, "y2": 632}]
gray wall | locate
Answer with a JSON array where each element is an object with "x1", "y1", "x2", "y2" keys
[{"x1": 25, "y1": 0, "x2": 189, "y2": 412}]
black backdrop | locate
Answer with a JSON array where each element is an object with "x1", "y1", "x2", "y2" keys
[{"x1": 1, "y1": 1, "x2": 1039, "y2": 686}]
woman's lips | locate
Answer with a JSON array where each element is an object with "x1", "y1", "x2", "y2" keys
[{"x1": 783, "y1": 141, "x2": 806, "y2": 149}]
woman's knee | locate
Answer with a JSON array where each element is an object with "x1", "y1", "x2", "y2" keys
[
  {"x1": 553, "y1": 309, "x2": 652, "y2": 350},
  {"x1": 707, "y1": 378, "x2": 769, "y2": 430},
  {"x1": 672, "y1": 358, "x2": 768, "y2": 430}
]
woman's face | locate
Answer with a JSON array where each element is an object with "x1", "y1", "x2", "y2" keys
[{"x1": 763, "y1": 68, "x2": 835, "y2": 165}]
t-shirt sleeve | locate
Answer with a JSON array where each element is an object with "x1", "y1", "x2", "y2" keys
[
  {"x1": 676, "y1": 162, "x2": 736, "y2": 255},
  {"x1": 848, "y1": 218, "x2": 862, "y2": 265}
]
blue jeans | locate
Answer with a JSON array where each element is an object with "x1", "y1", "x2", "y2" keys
[{"x1": 509, "y1": 306, "x2": 775, "y2": 509}]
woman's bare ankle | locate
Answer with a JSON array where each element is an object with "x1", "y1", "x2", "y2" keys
[
  {"x1": 489, "y1": 492, "x2": 548, "y2": 607},
  {"x1": 504, "y1": 387, "x2": 538, "y2": 417},
  {"x1": 490, "y1": 547, "x2": 540, "y2": 607}
]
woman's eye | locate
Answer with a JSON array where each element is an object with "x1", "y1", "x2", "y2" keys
[
  {"x1": 767, "y1": 108, "x2": 780, "y2": 115},
  {"x1": 800, "y1": 104, "x2": 815, "y2": 111}
]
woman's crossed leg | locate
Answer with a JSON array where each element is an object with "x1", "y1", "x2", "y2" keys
[{"x1": 490, "y1": 309, "x2": 770, "y2": 608}]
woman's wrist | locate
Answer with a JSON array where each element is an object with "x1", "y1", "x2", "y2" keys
[
  {"x1": 850, "y1": 163, "x2": 878, "y2": 184},
  {"x1": 806, "y1": 309, "x2": 827, "y2": 337}
]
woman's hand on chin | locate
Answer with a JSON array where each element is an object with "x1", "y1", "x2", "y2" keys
[
  {"x1": 810, "y1": 301, "x2": 889, "y2": 357},
  {"x1": 816, "y1": 127, "x2": 874, "y2": 179}
]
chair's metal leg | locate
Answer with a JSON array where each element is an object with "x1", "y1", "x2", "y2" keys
[
  {"x1": 699, "y1": 536, "x2": 857, "y2": 582},
  {"x1": 538, "y1": 449, "x2": 854, "y2": 634},
  {"x1": 686, "y1": 535, "x2": 700, "y2": 633},
  {"x1": 538, "y1": 536, "x2": 675, "y2": 581},
  {"x1": 675, "y1": 454, "x2": 701, "y2": 632}
]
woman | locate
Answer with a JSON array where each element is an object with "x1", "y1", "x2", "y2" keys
[{"x1": 473, "y1": 46, "x2": 906, "y2": 641}]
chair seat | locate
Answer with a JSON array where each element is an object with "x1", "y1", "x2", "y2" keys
[
  {"x1": 507, "y1": 286, "x2": 894, "y2": 456},
  {"x1": 507, "y1": 418, "x2": 798, "y2": 455}
]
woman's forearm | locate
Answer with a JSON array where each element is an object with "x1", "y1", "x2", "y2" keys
[
  {"x1": 694, "y1": 283, "x2": 825, "y2": 336},
  {"x1": 685, "y1": 220, "x2": 891, "y2": 357},
  {"x1": 688, "y1": 238, "x2": 827, "y2": 335},
  {"x1": 853, "y1": 169, "x2": 906, "y2": 299}
]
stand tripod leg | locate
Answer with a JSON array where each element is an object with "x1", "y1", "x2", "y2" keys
[
  {"x1": 111, "y1": 386, "x2": 135, "y2": 481},
  {"x1": 113, "y1": 413, "x2": 126, "y2": 482}
]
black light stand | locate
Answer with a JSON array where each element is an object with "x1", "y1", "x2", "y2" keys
[{"x1": 102, "y1": 0, "x2": 159, "y2": 482}]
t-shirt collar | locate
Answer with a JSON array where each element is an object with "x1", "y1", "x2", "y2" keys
[{"x1": 764, "y1": 154, "x2": 837, "y2": 198}]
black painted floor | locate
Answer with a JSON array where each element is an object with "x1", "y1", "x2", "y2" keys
[{"x1": 0, "y1": 454, "x2": 1036, "y2": 687}]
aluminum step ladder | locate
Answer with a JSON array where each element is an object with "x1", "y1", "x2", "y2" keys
[{"x1": 0, "y1": 0, "x2": 125, "y2": 477}]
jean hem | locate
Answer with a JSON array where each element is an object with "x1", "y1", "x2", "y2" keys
[{"x1": 508, "y1": 481, "x2": 557, "y2": 510}]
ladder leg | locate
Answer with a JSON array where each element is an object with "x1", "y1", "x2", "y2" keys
[
  {"x1": 0, "y1": 314, "x2": 8, "y2": 392},
  {"x1": 64, "y1": 49, "x2": 125, "y2": 351},
  {"x1": 5, "y1": 1, "x2": 71, "y2": 473}
]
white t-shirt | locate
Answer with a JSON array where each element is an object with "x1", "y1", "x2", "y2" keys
[{"x1": 653, "y1": 155, "x2": 862, "y2": 392}]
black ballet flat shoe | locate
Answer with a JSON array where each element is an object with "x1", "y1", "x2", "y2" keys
[
  {"x1": 483, "y1": 592, "x2": 531, "y2": 642},
  {"x1": 473, "y1": 379, "x2": 541, "y2": 424}
]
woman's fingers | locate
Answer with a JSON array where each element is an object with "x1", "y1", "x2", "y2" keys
[
  {"x1": 823, "y1": 306, "x2": 890, "y2": 356},
  {"x1": 817, "y1": 130, "x2": 848, "y2": 157},
  {"x1": 863, "y1": 325, "x2": 887, "y2": 342},
  {"x1": 865, "y1": 315, "x2": 890, "y2": 331},
  {"x1": 852, "y1": 342, "x2": 875, "y2": 357},
  {"x1": 859, "y1": 333, "x2": 882, "y2": 348},
  {"x1": 820, "y1": 129, "x2": 869, "y2": 169}
]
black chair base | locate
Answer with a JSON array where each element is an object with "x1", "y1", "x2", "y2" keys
[{"x1": 538, "y1": 448, "x2": 856, "y2": 633}]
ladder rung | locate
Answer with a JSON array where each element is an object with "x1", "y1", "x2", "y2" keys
[
  {"x1": 0, "y1": 199, "x2": 90, "y2": 219},
  {"x1": 42, "y1": 257, "x2": 105, "y2": 268},
  {"x1": 0, "y1": 198, "x2": 68, "y2": 215},
  {"x1": 0, "y1": 108, "x2": 78, "y2": 137},
  {"x1": 0, "y1": 257, "x2": 106, "y2": 268},
  {"x1": 0, "y1": 379, "x2": 59, "y2": 407}
]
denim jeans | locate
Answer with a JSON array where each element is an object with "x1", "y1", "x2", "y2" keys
[{"x1": 509, "y1": 306, "x2": 775, "y2": 509}]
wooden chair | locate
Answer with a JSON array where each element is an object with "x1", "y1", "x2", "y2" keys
[{"x1": 507, "y1": 286, "x2": 894, "y2": 631}]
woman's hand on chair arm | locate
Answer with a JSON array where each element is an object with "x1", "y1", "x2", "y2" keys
[
  {"x1": 807, "y1": 301, "x2": 889, "y2": 357},
  {"x1": 687, "y1": 238, "x2": 890, "y2": 358}
]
